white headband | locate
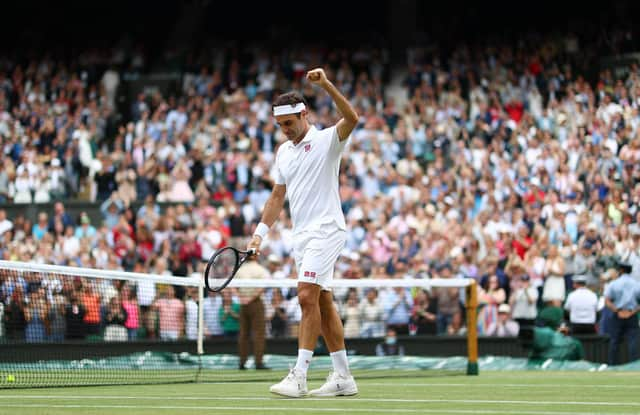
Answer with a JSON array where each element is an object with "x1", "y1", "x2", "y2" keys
[{"x1": 273, "y1": 103, "x2": 306, "y2": 117}]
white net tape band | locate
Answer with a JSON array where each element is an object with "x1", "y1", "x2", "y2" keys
[{"x1": 0, "y1": 260, "x2": 200, "y2": 287}]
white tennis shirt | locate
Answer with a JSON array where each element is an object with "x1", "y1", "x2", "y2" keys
[
  {"x1": 564, "y1": 287, "x2": 598, "y2": 324},
  {"x1": 274, "y1": 125, "x2": 347, "y2": 236}
]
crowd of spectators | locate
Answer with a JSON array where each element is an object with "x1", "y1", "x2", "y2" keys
[{"x1": 0, "y1": 28, "x2": 639, "y2": 360}]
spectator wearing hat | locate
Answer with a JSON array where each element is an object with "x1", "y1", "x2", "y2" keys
[
  {"x1": 486, "y1": 304, "x2": 519, "y2": 337},
  {"x1": 509, "y1": 274, "x2": 539, "y2": 329},
  {"x1": 564, "y1": 275, "x2": 598, "y2": 334},
  {"x1": 74, "y1": 213, "x2": 97, "y2": 240},
  {"x1": 604, "y1": 260, "x2": 640, "y2": 365},
  {"x1": 572, "y1": 239, "x2": 598, "y2": 287}
]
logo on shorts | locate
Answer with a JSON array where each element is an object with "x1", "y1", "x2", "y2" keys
[
  {"x1": 304, "y1": 144, "x2": 311, "y2": 152},
  {"x1": 303, "y1": 271, "x2": 316, "y2": 278}
]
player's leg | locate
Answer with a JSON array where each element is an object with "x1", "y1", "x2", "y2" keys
[
  {"x1": 309, "y1": 228, "x2": 357, "y2": 397},
  {"x1": 269, "y1": 282, "x2": 319, "y2": 397},
  {"x1": 319, "y1": 290, "x2": 345, "y2": 352},
  {"x1": 296, "y1": 282, "x2": 322, "y2": 370},
  {"x1": 270, "y1": 239, "x2": 318, "y2": 398},
  {"x1": 308, "y1": 290, "x2": 357, "y2": 396},
  {"x1": 295, "y1": 235, "x2": 332, "y2": 375},
  {"x1": 315, "y1": 229, "x2": 349, "y2": 356}
]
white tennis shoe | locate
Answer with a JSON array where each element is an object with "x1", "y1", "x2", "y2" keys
[
  {"x1": 269, "y1": 369, "x2": 308, "y2": 398},
  {"x1": 308, "y1": 371, "x2": 358, "y2": 397}
]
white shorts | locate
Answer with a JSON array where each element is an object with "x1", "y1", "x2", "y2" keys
[{"x1": 293, "y1": 224, "x2": 346, "y2": 291}]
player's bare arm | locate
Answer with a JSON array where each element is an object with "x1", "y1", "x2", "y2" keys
[
  {"x1": 307, "y1": 68, "x2": 358, "y2": 141},
  {"x1": 247, "y1": 183, "x2": 286, "y2": 255}
]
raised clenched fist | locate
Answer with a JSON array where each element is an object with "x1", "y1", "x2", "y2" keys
[{"x1": 306, "y1": 68, "x2": 327, "y2": 85}]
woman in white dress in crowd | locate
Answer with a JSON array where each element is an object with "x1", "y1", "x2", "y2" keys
[
  {"x1": 169, "y1": 160, "x2": 195, "y2": 203},
  {"x1": 341, "y1": 289, "x2": 361, "y2": 338},
  {"x1": 542, "y1": 245, "x2": 566, "y2": 303}
]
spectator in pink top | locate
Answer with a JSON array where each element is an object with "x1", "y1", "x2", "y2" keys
[
  {"x1": 368, "y1": 229, "x2": 392, "y2": 264},
  {"x1": 121, "y1": 284, "x2": 139, "y2": 341},
  {"x1": 153, "y1": 286, "x2": 185, "y2": 341}
]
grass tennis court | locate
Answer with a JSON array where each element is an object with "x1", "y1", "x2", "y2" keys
[{"x1": 0, "y1": 371, "x2": 637, "y2": 415}]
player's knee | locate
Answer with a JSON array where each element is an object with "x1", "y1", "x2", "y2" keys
[{"x1": 298, "y1": 289, "x2": 320, "y2": 311}]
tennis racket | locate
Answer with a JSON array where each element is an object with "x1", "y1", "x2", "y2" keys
[{"x1": 204, "y1": 247, "x2": 256, "y2": 292}]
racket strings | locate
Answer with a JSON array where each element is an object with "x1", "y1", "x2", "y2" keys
[{"x1": 211, "y1": 249, "x2": 239, "y2": 280}]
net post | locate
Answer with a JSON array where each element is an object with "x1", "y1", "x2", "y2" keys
[
  {"x1": 197, "y1": 273, "x2": 204, "y2": 356},
  {"x1": 195, "y1": 272, "x2": 205, "y2": 383},
  {"x1": 465, "y1": 279, "x2": 479, "y2": 375}
]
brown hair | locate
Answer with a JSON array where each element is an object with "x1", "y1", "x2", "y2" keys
[{"x1": 272, "y1": 91, "x2": 307, "y2": 118}]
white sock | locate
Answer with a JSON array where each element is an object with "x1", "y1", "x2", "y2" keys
[
  {"x1": 330, "y1": 350, "x2": 350, "y2": 377},
  {"x1": 294, "y1": 349, "x2": 313, "y2": 377}
]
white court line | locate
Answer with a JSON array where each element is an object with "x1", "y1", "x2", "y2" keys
[
  {"x1": 0, "y1": 404, "x2": 636, "y2": 415},
  {"x1": 200, "y1": 381, "x2": 640, "y2": 389},
  {"x1": 0, "y1": 395, "x2": 636, "y2": 407},
  {"x1": 364, "y1": 382, "x2": 640, "y2": 389}
]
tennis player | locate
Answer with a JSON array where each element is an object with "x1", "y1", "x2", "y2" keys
[{"x1": 247, "y1": 68, "x2": 358, "y2": 398}]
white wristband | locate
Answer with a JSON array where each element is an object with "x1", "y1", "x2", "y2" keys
[{"x1": 253, "y1": 222, "x2": 270, "y2": 239}]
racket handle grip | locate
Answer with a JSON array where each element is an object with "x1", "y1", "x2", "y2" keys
[{"x1": 248, "y1": 248, "x2": 257, "y2": 255}]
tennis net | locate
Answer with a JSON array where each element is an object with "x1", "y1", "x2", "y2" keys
[{"x1": 0, "y1": 260, "x2": 477, "y2": 388}]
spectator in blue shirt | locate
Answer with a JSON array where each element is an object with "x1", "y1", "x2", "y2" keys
[
  {"x1": 604, "y1": 260, "x2": 640, "y2": 365},
  {"x1": 31, "y1": 212, "x2": 49, "y2": 241},
  {"x1": 382, "y1": 286, "x2": 413, "y2": 335},
  {"x1": 100, "y1": 193, "x2": 124, "y2": 229},
  {"x1": 74, "y1": 214, "x2": 97, "y2": 240}
]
